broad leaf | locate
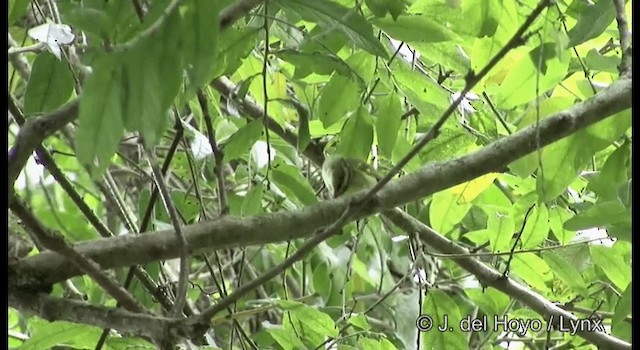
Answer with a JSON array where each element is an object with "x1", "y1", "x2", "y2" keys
[
  {"x1": 222, "y1": 120, "x2": 263, "y2": 160},
  {"x1": 567, "y1": 0, "x2": 616, "y2": 47},
  {"x1": 278, "y1": 0, "x2": 388, "y2": 58},
  {"x1": 76, "y1": 59, "x2": 125, "y2": 177},
  {"x1": 24, "y1": 53, "x2": 75, "y2": 115},
  {"x1": 182, "y1": 0, "x2": 220, "y2": 91},
  {"x1": 336, "y1": 106, "x2": 374, "y2": 160},
  {"x1": 374, "y1": 91, "x2": 403, "y2": 158}
]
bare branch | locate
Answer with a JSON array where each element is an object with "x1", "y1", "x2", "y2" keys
[
  {"x1": 11, "y1": 75, "x2": 631, "y2": 291},
  {"x1": 196, "y1": 90, "x2": 229, "y2": 214}
]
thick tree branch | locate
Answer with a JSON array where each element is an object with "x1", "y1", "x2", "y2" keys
[
  {"x1": 10, "y1": 76, "x2": 631, "y2": 292},
  {"x1": 8, "y1": 100, "x2": 79, "y2": 197},
  {"x1": 383, "y1": 208, "x2": 631, "y2": 350},
  {"x1": 8, "y1": 292, "x2": 208, "y2": 346}
]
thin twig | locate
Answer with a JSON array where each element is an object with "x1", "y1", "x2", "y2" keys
[
  {"x1": 262, "y1": 1, "x2": 273, "y2": 184},
  {"x1": 196, "y1": 90, "x2": 229, "y2": 214},
  {"x1": 482, "y1": 92, "x2": 512, "y2": 134},
  {"x1": 142, "y1": 144, "x2": 191, "y2": 317},
  {"x1": 7, "y1": 42, "x2": 46, "y2": 56}
]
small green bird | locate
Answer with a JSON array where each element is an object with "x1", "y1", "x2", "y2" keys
[{"x1": 321, "y1": 155, "x2": 378, "y2": 198}]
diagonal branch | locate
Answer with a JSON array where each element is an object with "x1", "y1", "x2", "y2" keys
[
  {"x1": 383, "y1": 208, "x2": 631, "y2": 350},
  {"x1": 8, "y1": 291, "x2": 206, "y2": 346},
  {"x1": 10, "y1": 75, "x2": 631, "y2": 292},
  {"x1": 8, "y1": 99, "x2": 79, "y2": 197}
]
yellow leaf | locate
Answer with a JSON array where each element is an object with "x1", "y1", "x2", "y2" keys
[{"x1": 449, "y1": 173, "x2": 499, "y2": 203}]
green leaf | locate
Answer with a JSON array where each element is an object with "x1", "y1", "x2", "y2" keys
[
  {"x1": 275, "y1": 49, "x2": 354, "y2": 78},
  {"x1": 222, "y1": 119, "x2": 263, "y2": 160},
  {"x1": 122, "y1": 40, "x2": 168, "y2": 146},
  {"x1": 266, "y1": 328, "x2": 307, "y2": 350},
  {"x1": 215, "y1": 27, "x2": 259, "y2": 78},
  {"x1": 156, "y1": 13, "x2": 185, "y2": 108},
  {"x1": 589, "y1": 245, "x2": 631, "y2": 291},
  {"x1": 19, "y1": 320, "x2": 102, "y2": 350},
  {"x1": 389, "y1": 61, "x2": 450, "y2": 114},
  {"x1": 584, "y1": 49, "x2": 622, "y2": 73},
  {"x1": 465, "y1": 288, "x2": 510, "y2": 316},
  {"x1": 421, "y1": 290, "x2": 466, "y2": 349},
  {"x1": 345, "y1": 51, "x2": 377, "y2": 88},
  {"x1": 495, "y1": 43, "x2": 570, "y2": 108},
  {"x1": 429, "y1": 190, "x2": 472, "y2": 235},
  {"x1": 24, "y1": 53, "x2": 75, "y2": 115},
  {"x1": 372, "y1": 14, "x2": 462, "y2": 44},
  {"x1": 336, "y1": 106, "x2": 374, "y2": 160},
  {"x1": 242, "y1": 183, "x2": 264, "y2": 216},
  {"x1": 487, "y1": 209, "x2": 514, "y2": 253},
  {"x1": 62, "y1": 6, "x2": 114, "y2": 38},
  {"x1": 297, "y1": 106, "x2": 311, "y2": 151},
  {"x1": 375, "y1": 92, "x2": 403, "y2": 158},
  {"x1": 365, "y1": 0, "x2": 387, "y2": 17},
  {"x1": 564, "y1": 201, "x2": 630, "y2": 231},
  {"x1": 468, "y1": 0, "x2": 502, "y2": 37},
  {"x1": 533, "y1": 109, "x2": 630, "y2": 201},
  {"x1": 613, "y1": 284, "x2": 632, "y2": 325},
  {"x1": 279, "y1": 300, "x2": 339, "y2": 337},
  {"x1": 542, "y1": 251, "x2": 589, "y2": 296},
  {"x1": 76, "y1": 59, "x2": 125, "y2": 177},
  {"x1": 272, "y1": 163, "x2": 318, "y2": 206},
  {"x1": 277, "y1": 0, "x2": 388, "y2": 58},
  {"x1": 105, "y1": 337, "x2": 156, "y2": 349},
  {"x1": 312, "y1": 261, "x2": 333, "y2": 301},
  {"x1": 548, "y1": 206, "x2": 576, "y2": 245},
  {"x1": 9, "y1": 0, "x2": 30, "y2": 25},
  {"x1": 509, "y1": 97, "x2": 575, "y2": 177},
  {"x1": 348, "y1": 314, "x2": 371, "y2": 331},
  {"x1": 418, "y1": 127, "x2": 475, "y2": 162},
  {"x1": 519, "y1": 204, "x2": 549, "y2": 249},
  {"x1": 567, "y1": 0, "x2": 616, "y2": 47},
  {"x1": 317, "y1": 73, "x2": 361, "y2": 128},
  {"x1": 182, "y1": 0, "x2": 220, "y2": 91},
  {"x1": 510, "y1": 253, "x2": 552, "y2": 293}
]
